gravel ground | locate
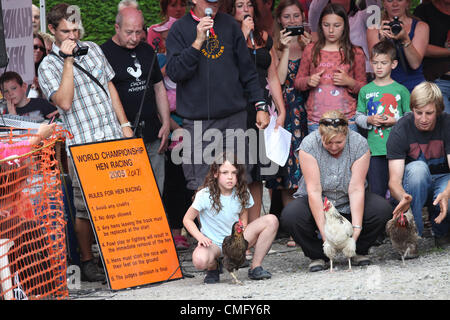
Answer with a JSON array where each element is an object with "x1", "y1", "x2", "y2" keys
[{"x1": 70, "y1": 189, "x2": 450, "y2": 301}]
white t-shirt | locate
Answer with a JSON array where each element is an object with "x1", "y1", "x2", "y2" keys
[{"x1": 191, "y1": 187, "x2": 254, "y2": 249}]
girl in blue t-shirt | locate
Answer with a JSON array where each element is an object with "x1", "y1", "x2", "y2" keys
[{"x1": 183, "y1": 153, "x2": 279, "y2": 284}]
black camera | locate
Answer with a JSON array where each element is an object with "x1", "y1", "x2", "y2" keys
[
  {"x1": 388, "y1": 16, "x2": 402, "y2": 35},
  {"x1": 286, "y1": 25, "x2": 304, "y2": 36},
  {"x1": 73, "y1": 43, "x2": 89, "y2": 57},
  {"x1": 59, "y1": 42, "x2": 89, "y2": 59}
]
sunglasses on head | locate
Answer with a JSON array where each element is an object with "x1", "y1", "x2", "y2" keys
[
  {"x1": 319, "y1": 118, "x2": 348, "y2": 127},
  {"x1": 34, "y1": 45, "x2": 45, "y2": 52}
]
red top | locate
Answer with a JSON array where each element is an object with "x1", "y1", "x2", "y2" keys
[{"x1": 295, "y1": 43, "x2": 366, "y2": 123}]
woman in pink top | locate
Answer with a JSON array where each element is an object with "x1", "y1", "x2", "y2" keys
[
  {"x1": 295, "y1": 3, "x2": 366, "y2": 132},
  {"x1": 147, "y1": 0, "x2": 187, "y2": 50}
]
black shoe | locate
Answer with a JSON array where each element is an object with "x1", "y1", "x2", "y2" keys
[
  {"x1": 248, "y1": 266, "x2": 271, "y2": 280},
  {"x1": 81, "y1": 259, "x2": 106, "y2": 282},
  {"x1": 435, "y1": 234, "x2": 450, "y2": 248},
  {"x1": 217, "y1": 257, "x2": 223, "y2": 274},
  {"x1": 204, "y1": 269, "x2": 220, "y2": 284},
  {"x1": 308, "y1": 259, "x2": 326, "y2": 272}
]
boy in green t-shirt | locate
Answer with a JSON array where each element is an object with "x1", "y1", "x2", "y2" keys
[{"x1": 355, "y1": 40, "x2": 410, "y2": 199}]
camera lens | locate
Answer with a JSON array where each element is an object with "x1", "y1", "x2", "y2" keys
[{"x1": 390, "y1": 16, "x2": 402, "y2": 35}]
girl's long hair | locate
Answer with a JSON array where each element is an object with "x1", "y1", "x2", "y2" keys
[
  {"x1": 197, "y1": 152, "x2": 250, "y2": 214},
  {"x1": 221, "y1": 0, "x2": 265, "y2": 47},
  {"x1": 273, "y1": 0, "x2": 306, "y2": 51},
  {"x1": 312, "y1": 3, "x2": 355, "y2": 68}
]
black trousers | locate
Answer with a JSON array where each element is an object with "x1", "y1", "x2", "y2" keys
[{"x1": 280, "y1": 192, "x2": 392, "y2": 261}]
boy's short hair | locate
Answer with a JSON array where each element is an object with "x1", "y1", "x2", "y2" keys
[
  {"x1": 410, "y1": 81, "x2": 445, "y2": 116},
  {"x1": 0, "y1": 71, "x2": 24, "y2": 91},
  {"x1": 47, "y1": 3, "x2": 75, "y2": 29},
  {"x1": 370, "y1": 40, "x2": 397, "y2": 61}
]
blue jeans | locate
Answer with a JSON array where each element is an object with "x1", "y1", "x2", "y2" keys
[
  {"x1": 403, "y1": 161, "x2": 450, "y2": 237},
  {"x1": 434, "y1": 78, "x2": 450, "y2": 114}
]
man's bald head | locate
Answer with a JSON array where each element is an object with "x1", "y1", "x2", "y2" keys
[
  {"x1": 114, "y1": 7, "x2": 145, "y2": 49},
  {"x1": 32, "y1": 4, "x2": 40, "y2": 33},
  {"x1": 115, "y1": 7, "x2": 144, "y2": 28}
]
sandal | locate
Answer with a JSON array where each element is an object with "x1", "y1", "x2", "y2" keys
[
  {"x1": 286, "y1": 237, "x2": 297, "y2": 247},
  {"x1": 174, "y1": 235, "x2": 190, "y2": 250}
]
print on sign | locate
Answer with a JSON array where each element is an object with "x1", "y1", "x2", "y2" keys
[{"x1": 69, "y1": 138, "x2": 182, "y2": 290}]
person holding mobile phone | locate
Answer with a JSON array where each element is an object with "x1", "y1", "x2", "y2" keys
[{"x1": 267, "y1": 0, "x2": 311, "y2": 248}]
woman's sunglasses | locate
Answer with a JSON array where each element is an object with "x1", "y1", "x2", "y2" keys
[
  {"x1": 319, "y1": 118, "x2": 348, "y2": 127},
  {"x1": 34, "y1": 45, "x2": 45, "y2": 52}
]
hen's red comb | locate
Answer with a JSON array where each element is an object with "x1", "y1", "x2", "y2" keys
[{"x1": 323, "y1": 197, "x2": 329, "y2": 211}]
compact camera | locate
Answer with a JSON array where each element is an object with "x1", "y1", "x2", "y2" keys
[
  {"x1": 286, "y1": 25, "x2": 304, "y2": 36},
  {"x1": 59, "y1": 42, "x2": 89, "y2": 59},
  {"x1": 387, "y1": 16, "x2": 402, "y2": 35},
  {"x1": 73, "y1": 43, "x2": 89, "y2": 57}
]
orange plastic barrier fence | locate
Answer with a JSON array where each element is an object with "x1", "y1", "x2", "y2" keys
[{"x1": 0, "y1": 127, "x2": 70, "y2": 300}]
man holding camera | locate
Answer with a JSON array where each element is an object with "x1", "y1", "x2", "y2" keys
[{"x1": 38, "y1": 3, "x2": 133, "y2": 282}]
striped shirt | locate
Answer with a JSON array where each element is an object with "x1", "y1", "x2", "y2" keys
[{"x1": 38, "y1": 41, "x2": 123, "y2": 147}]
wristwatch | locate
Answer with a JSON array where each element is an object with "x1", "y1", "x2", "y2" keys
[
  {"x1": 255, "y1": 101, "x2": 268, "y2": 112},
  {"x1": 59, "y1": 51, "x2": 74, "y2": 59}
]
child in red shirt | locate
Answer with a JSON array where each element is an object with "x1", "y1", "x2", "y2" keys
[{"x1": 295, "y1": 3, "x2": 366, "y2": 132}]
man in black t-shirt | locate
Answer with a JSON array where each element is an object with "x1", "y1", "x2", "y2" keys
[
  {"x1": 101, "y1": 7, "x2": 170, "y2": 193},
  {"x1": 387, "y1": 82, "x2": 450, "y2": 248},
  {"x1": 0, "y1": 71, "x2": 58, "y2": 120}
]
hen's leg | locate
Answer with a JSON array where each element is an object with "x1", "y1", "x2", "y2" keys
[
  {"x1": 329, "y1": 259, "x2": 334, "y2": 273},
  {"x1": 230, "y1": 271, "x2": 242, "y2": 285},
  {"x1": 347, "y1": 258, "x2": 352, "y2": 271},
  {"x1": 401, "y1": 247, "x2": 410, "y2": 266}
]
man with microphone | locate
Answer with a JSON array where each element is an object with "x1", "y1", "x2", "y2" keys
[{"x1": 166, "y1": 0, "x2": 270, "y2": 193}]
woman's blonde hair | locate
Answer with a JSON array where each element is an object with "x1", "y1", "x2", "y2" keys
[
  {"x1": 318, "y1": 110, "x2": 349, "y2": 144},
  {"x1": 410, "y1": 81, "x2": 444, "y2": 115}
]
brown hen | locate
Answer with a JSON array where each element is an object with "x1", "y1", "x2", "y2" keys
[
  {"x1": 222, "y1": 220, "x2": 248, "y2": 284},
  {"x1": 386, "y1": 208, "x2": 419, "y2": 265}
]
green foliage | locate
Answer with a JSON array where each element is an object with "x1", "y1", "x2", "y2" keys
[
  {"x1": 32, "y1": 0, "x2": 163, "y2": 44},
  {"x1": 33, "y1": 0, "x2": 423, "y2": 44}
]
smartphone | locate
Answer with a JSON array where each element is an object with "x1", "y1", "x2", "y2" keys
[{"x1": 286, "y1": 25, "x2": 304, "y2": 36}]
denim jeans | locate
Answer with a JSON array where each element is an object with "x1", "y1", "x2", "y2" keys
[
  {"x1": 434, "y1": 78, "x2": 450, "y2": 114},
  {"x1": 403, "y1": 160, "x2": 450, "y2": 237}
]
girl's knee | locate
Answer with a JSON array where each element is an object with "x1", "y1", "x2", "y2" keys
[
  {"x1": 265, "y1": 214, "x2": 279, "y2": 230},
  {"x1": 192, "y1": 248, "x2": 213, "y2": 270}
]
